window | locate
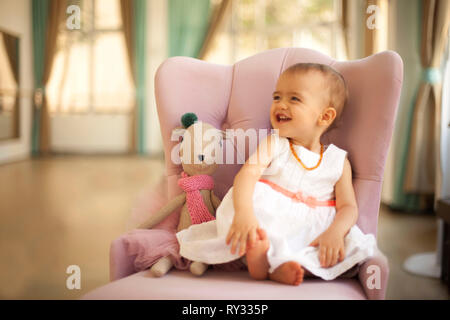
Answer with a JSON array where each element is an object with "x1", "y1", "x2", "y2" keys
[
  {"x1": 205, "y1": 0, "x2": 347, "y2": 64},
  {"x1": 47, "y1": 0, "x2": 134, "y2": 114}
]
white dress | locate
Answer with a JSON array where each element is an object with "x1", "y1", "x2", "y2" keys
[{"x1": 176, "y1": 134, "x2": 377, "y2": 280}]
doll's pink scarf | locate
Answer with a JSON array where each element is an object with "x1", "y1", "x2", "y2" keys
[{"x1": 177, "y1": 171, "x2": 216, "y2": 224}]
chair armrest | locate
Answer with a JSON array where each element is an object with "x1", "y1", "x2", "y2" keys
[
  {"x1": 109, "y1": 236, "x2": 137, "y2": 282},
  {"x1": 110, "y1": 179, "x2": 174, "y2": 282},
  {"x1": 358, "y1": 248, "x2": 389, "y2": 300}
]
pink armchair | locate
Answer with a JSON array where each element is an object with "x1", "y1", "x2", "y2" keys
[{"x1": 83, "y1": 47, "x2": 403, "y2": 300}]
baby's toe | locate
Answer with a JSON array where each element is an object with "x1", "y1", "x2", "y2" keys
[{"x1": 294, "y1": 264, "x2": 304, "y2": 285}]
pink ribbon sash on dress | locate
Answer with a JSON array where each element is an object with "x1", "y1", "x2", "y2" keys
[
  {"x1": 259, "y1": 178, "x2": 336, "y2": 209},
  {"x1": 177, "y1": 172, "x2": 216, "y2": 224}
]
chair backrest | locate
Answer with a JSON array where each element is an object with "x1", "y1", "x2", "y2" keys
[{"x1": 154, "y1": 47, "x2": 403, "y2": 237}]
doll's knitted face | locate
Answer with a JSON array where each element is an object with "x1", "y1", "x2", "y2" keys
[
  {"x1": 179, "y1": 121, "x2": 222, "y2": 175},
  {"x1": 270, "y1": 69, "x2": 334, "y2": 141}
]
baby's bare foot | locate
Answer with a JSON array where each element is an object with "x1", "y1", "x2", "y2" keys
[
  {"x1": 246, "y1": 228, "x2": 270, "y2": 280},
  {"x1": 269, "y1": 261, "x2": 304, "y2": 286}
]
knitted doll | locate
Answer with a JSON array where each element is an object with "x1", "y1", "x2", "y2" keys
[{"x1": 123, "y1": 113, "x2": 244, "y2": 277}]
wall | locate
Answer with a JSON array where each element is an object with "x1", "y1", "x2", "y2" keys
[
  {"x1": 50, "y1": 114, "x2": 131, "y2": 153},
  {"x1": 0, "y1": 0, "x2": 33, "y2": 164}
]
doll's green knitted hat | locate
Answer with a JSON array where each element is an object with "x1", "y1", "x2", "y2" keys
[{"x1": 181, "y1": 112, "x2": 198, "y2": 128}]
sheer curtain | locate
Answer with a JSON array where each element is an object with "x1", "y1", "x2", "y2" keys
[
  {"x1": 198, "y1": 0, "x2": 232, "y2": 59},
  {"x1": 440, "y1": 36, "x2": 450, "y2": 199},
  {"x1": 363, "y1": 0, "x2": 389, "y2": 57},
  {"x1": 404, "y1": 0, "x2": 450, "y2": 209},
  {"x1": 204, "y1": 0, "x2": 348, "y2": 65}
]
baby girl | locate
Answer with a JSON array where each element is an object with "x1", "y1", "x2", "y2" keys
[{"x1": 176, "y1": 63, "x2": 376, "y2": 285}]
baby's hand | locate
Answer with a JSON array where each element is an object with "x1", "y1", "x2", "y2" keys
[
  {"x1": 309, "y1": 228, "x2": 345, "y2": 268},
  {"x1": 226, "y1": 210, "x2": 259, "y2": 256}
]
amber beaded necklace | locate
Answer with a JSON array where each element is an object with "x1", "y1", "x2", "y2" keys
[{"x1": 289, "y1": 139, "x2": 324, "y2": 171}]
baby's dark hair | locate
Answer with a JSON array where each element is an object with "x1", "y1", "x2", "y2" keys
[{"x1": 282, "y1": 63, "x2": 348, "y2": 131}]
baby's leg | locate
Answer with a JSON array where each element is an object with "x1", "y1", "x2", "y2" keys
[
  {"x1": 246, "y1": 228, "x2": 270, "y2": 280},
  {"x1": 246, "y1": 228, "x2": 304, "y2": 286},
  {"x1": 269, "y1": 261, "x2": 304, "y2": 286}
]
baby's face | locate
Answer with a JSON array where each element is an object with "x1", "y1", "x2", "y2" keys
[{"x1": 270, "y1": 70, "x2": 329, "y2": 140}]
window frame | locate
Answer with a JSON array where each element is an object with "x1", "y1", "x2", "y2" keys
[{"x1": 50, "y1": 0, "x2": 133, "y2": 115}]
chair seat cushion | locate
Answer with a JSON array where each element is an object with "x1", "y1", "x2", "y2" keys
[{"x1": 82, "y1": 270, "x2": 367, "y2": 300}]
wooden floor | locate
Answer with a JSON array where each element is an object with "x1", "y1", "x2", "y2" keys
[{"x1": 0, "y1": 155, "x2": 448, "y2": 300}]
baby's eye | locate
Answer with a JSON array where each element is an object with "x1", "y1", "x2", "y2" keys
[
  {"x1": 291, "y1": 96, "x2": 301, "y2": 102},
  {"x1": 273, "y1": 95, "x2": 280, "y2": 101}
]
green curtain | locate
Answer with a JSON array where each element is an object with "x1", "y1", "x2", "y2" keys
[
  {"x1": 390, "y1": 0, "x2": 449, "y2": 212},
  {"x1": 168, "y1": 0, "x2": 211, "y2": 57},
  {"x1": 134, "y1": 0, "x2": 147, "y2": 154},
  {"x1": 31, "y1": 0, "x2": 49, "y2": 154},
  {"x1": 389, "y1": 0, "x2": 423, "y2": 212},
  {"x1": 390, "y1": 97, "x2": 422, "y2": 212}
]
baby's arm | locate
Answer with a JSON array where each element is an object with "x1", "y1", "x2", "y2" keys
[
  {"x1": 309, "y1": 158, "x2": 358, "y2": 268},
  {"x1": 227, "y1": 134, "x2": 276, "y2": 256},
  {"x1": 331, "y1": 158, "x2": 359, "y2": 237}
]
